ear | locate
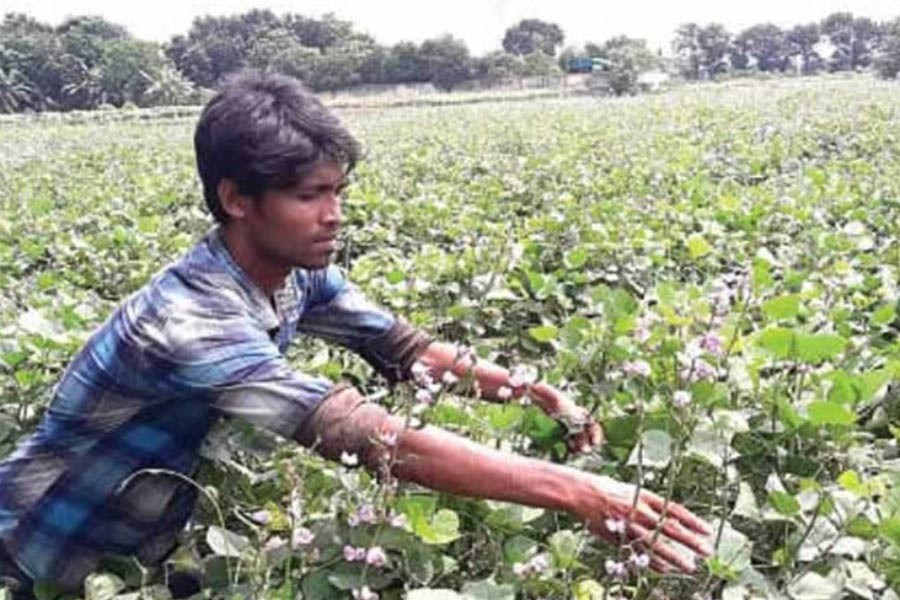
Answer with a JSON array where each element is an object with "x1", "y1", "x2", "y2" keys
[{"x1": 218, "y1": 179, "x2": 249, "y2": 220}]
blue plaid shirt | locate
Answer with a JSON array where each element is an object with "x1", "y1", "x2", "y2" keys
[{"x1": 0, "y1": 227, "x2": 397, "y2": 588}]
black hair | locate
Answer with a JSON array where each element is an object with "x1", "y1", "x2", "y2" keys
[{"x1": 193, "y1": 70, "x2": 361, "y2": 222}]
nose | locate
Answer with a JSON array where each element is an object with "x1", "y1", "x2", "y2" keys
[{"x1": 320, "y1": 193, "x2": 342, "y2": 228}]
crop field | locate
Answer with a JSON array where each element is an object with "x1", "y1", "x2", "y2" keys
[{"x1": 1, "y1": 77, "x2": 899, "y2": 599}]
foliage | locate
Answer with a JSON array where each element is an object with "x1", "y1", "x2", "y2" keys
[
  {"x1": 590, "y1": 36, "x2": 659, "y2": 96},
  {"x1": 501, "y1": 19, "x2": 565, "y2": 57},
  {"x1": 4, "y1": 78, "x2": 899, "y2": 599}
]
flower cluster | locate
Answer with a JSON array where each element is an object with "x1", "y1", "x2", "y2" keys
[
  {"x1": 512, "y1": 552, "x2": 550, "y2": 577},
  {"x1": 343, "y1": 545, "x2": 388, "y2": 567}
]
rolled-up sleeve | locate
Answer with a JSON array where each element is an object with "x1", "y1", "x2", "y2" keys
[{"x1": 297, "y1": 266, "x2": 433, "y2": 383}]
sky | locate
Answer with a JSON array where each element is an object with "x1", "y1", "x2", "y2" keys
[{"x1": 3, "y1": 0, "x2": 899, "y2": 55}]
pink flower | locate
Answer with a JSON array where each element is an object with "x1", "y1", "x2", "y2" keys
[
  {"x1": 263, "y1": 536, "x2": 285, "y2": 552},
  {"x1": 365, "y1": 546, "x2": 388, "y2": 567},
  {"x1": 356, "y1": 504, "x2": 377, "y2": 525},
  {"x1": 415, "y1": 388, "x2": 434, "y2": 404},
  {"x1": 441, "y1": 371, "x2": 460, "y2": 385},
  {"x1": 699, "y1": 332, "x2": 724, "y2": 357},
  {"x1": 622, "y1": 360, "x2": 652, "y2": 378},
  {"x1": 496, "y1": 386, "x2": 513, "y2": 400},
  {"x1": 343, "y1": 545, "x2": 366, "y2": 562},
  {"x1": 292, "y1": 527, "x2": 315, "y2": 547},
  {"x1": 250, "y1": 510, "x2": 270, "y2": 525}
]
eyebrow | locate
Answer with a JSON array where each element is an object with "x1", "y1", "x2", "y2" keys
[{"x1": 296, "y1": 177, "x2": 348, "y2": 193}]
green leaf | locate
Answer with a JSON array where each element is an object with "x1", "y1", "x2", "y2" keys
[
  {"x1": 880, "y1": 517, "x2": 900, "y2": 548},
  {"x1": 871, "y1": 303, "x2": 897, "y2": 327},
  {"x1": 756, "y1": 327, "x2": 794, "y2": 359},
  {"x1": 84, "y1": 573, "x2": 125, "y2": 600},
  {"x1": 762, "y1": 294, "x2": 801, "y2": 321},
  {"x1": 503, "y1": 535, "x2": 537, "y2": 564},
  {"x1": 794, "y1": 333, "x2": 847, "y2": 364},
  {"x1": 528, "y1": 324, "x2": 558, "y2": 343},
  {"x1": 418, "y1": 509, "x2": 461, "y2": 545},
  {"x1": 407, "y1": 590, "x2": 464, "y2": 600},
  {"x1": 206, "y1": 526, "x2": 251, "y2": 557},
  {"x1": 807, "y1": 401, "x2": 856, "y2": 426},
  {"x1": 460, "y1": 579, "x2": 515, "y2": 600},
  {"x1": 767, "y1": 491, "x2": 800, "y2": 517},
  {"x1": 686, "y1": 233, "x2": 712, "y2": 259},
  {"x1": 627, "y1": 429, "x2": 672, "y2": 468},
  {"x1": 571, "y1": 579, "x2": 605, "y2": 600},
  {"x1": 564, "y1": 246, "x2": 588, "y2": 269},
  {"x1": 549, "y1": 529, "x2": 581, "y2": 569}
]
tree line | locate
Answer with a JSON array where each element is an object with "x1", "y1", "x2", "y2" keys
[{"x1": 1, "y1": 10, "x2": 900, "y2": 114}]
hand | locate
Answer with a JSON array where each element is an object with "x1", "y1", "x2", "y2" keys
[
  {"x1": 576, "y1": 474, "x2": 713, "y2": 574},
  {"x1": 528, "y1": 384, "x2": 603, "y2": 454}
]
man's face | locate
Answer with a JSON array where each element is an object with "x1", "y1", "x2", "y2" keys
[{"x1": 242, "y1": 159, "x2": 347, "y2": 270}]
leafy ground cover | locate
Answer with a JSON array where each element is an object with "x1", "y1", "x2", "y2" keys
[{"x1": 1, "y1": 77, "x2": 899, "y2": 599}]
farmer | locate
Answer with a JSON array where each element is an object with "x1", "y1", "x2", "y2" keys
[{"x1": 0, "y1": 71, "x2": 711, "y2": 598}]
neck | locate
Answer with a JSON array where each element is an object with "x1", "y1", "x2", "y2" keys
[{"x1": 220, "y1": 224, "x2": 290, "y2": 298}]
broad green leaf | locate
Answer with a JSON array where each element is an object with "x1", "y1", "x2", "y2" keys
[
  {"x1": 762, "y1": 295, "x2": 801, "y2": 321},
  {"x1": 627, "y1": 429, "x2": 672, "y2": 468},
  {"x1": 564, "y1": 246, "x2": 588, "y2": 269},
  {"x1": 768, "y1": 491, "x2": 801, "y2": 517},
  {"x1": 871, "y1": 303, "x2": 897, "y2": 327},
  {"x1": 686, "y1": 233, "x2": 712, "y2": 259},
  {"x1": 786, "y1": 572, "x2": 842, "y2": 600},
  {"x1": 807, "y1": 401, "x2": 856, "y2": 426},
  {"x1": 549, "y1": 529, "x2": 581, "y2": 569},
  {"x1": 460, "y1": 579, "x2": 515, "y2": 600},
  {"x1": 528, "y1": 325, "x2": 558, "y2": 343},
  {"x1": 84, "y1": 573, "x2": 125, "y2": 600},
  {"x1": 571, "y1": 579, "x2": 605, "y2": 600},
  {"x1": 407, "y1": 591, "x2": 464, "y2": 600},
  {"x1": 419, "y1": 509, "x2": 461, "y2": 545},
  {"x1": 757, "y1": 327, "x2": 794, "y2": 359},
  {"x1": 795, "y1": 333, "x2": 847, "y2": 364}
]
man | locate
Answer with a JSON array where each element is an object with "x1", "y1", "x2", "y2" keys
[{"x1": 0, "y1": 71, "x2": 711, "y2": 598}]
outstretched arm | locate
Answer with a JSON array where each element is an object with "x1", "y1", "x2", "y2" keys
[{"x1": 295, "y1": 387, "x2": 712, "y2": 574}]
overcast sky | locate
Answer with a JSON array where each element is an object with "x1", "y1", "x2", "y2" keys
[{"x1": 4, "y1": 0, "x2": 899, "y2": 54}]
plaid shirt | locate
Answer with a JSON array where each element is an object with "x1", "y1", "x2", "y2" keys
[{"x1": 0, "y1": 227, "x2": 398, "y2": 589}]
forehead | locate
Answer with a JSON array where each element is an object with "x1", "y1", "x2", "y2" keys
[{"x1": 297, "y1": 160, "x2": 346, "y2": 187}]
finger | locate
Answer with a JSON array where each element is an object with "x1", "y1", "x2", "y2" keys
[
  {"x1": 629, "y1": 521, "x2": 697, "y2": 574},
  {"x1": 649, "y1": 556, "x2": 673, "y2": 575},
  {"x1": 625, "y1": 505, "x2": 711, "y2": 560},
  {"x1": 641, "y1": 494, "x2": 713, "y2": 536},
  {"x1": 589, "y1": 422, "x2": 604, "y2": 446}
]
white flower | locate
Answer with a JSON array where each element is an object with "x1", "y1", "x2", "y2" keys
[
  {"x1": 411, "y1": 361, "x2": 430, "y2": 379},
  {"x1": 634, "y1": 323, "x2": 651, "y2": 343},
  {"x1": 528, "y1": 553, "x2": 550, "y2": 572},
  {"x1": 389, "y1": 513, "x2": 408, "y2": 528},
  {"x1": 622, "y1": 360, "x2": 651, "y2": 378},
  {"x1": 441, "y1": 371, "x2": 460, "y2": 386},
  {"x1": 630, "y1": 552, "x2": 650, "y2": 570},
  {"x1": 291, "y1": 527, "x2": 314, "y2": 546},
  {"x1": 496, "y1": 386, "x2": 513, "y2": 400},
  {"x1": 605, "y1": 518, "x2": 626, "y2": 534},
  {"x1": 605, "y1": 559, "x2": 627, "y2": 578},
  {"x1": 376, "y1": 428, "x2": 398, "y2": 448},
  {"x1": 415, "y1": 388, "x2": 434, "y2": 404},
  {"x1": 365, "y1": 546, "x2": 388, "y2": 567},
  {"x1": 340, "y1": 452, "x2": 359, "y2": 467},
  {"x1": 263, "y1": 535, "x2": 286, "y2": 552},
  {"x1": 673, "y1": 390, "x2": 692, "y2": 408},
  {"x1": 250, "y1": 509, "x2": 270, "y2": 525},
  {"x1": 509, "y1": 364, "x2": 538, "y2": 388},
  {"x1": 512, "y1": 562, "x2": 528, "y2": 576},
  {"x1": 352, "y1": 586, "x2": 379, "y2": 600}
]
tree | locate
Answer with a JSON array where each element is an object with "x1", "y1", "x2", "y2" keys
[
  {"x1": 284, "y1": 13, "x2": 354, "y2": 53},
  {"x1": 57, "y1": 15, "x2": 130, "y2": 70},
  {"x1": 593, "y1": 36, "x2": 659, "y2": 95},
  {"x1": 141, "y1": 63, "x2": 198, "y2": 105},
  {"x1": 697, "y1": 24, "x2": 731, "y2": 77},
  {"x1": 875, "y1": 17, "x2": 900, "y2": 79},
  {"x1": 381, "y1": 42, "x2": 426, "y2": 84},
  {"x1": 474, "y1": 51, "x2": 523, "y2": 82},
  {"x1": 502, "y1": 19, "x2": 564, "y2": 57},
  {"x1": 785, "y1": 23, "x2": 823, "y2": 74},
  {"x1": 99, "y1": 39, "x2": 165, "y2": 106},
  {"x1": 418, "y1": 35, "x2": 471, "y2": 91},
  {"x1": 673, "y1": 23, "x2": 702, "y2": 79},
  {"x1": 522, "y1": 51, "x2": 562, "y2": 77},
  {"x1": 821, "y1": 12, "x2": 882, "y2": 71},
  {"x1": 0, "y1": 65, "x2": 34, "y2": 112},
  {"x1": 731, "y1": 24, "x2": 788, "y2": 72}
]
